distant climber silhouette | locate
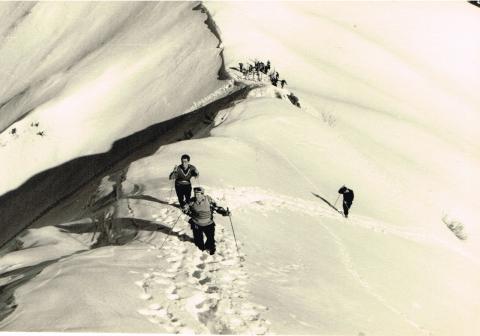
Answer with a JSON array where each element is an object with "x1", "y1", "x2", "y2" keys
[{"x1": 338, "y1": 185, "x2": 354, "y2": 218}]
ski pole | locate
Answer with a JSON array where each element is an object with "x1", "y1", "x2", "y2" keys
[
  {"x1": 158, "y1": 213, "x2": 183, "y2": 251},
  {"x1": 227, "y1": 208, "x2": 240, "y2": 255},
  {"x1": 333, "y1": 194, "x2": 340, "y2": 208}
]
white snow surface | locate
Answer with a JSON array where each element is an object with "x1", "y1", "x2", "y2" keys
[
  {"x1": 1, "y1": 1, "x2": 480, "y2": 336},
  {"x1": 0, "y1": 2, "x2": 226, "y2": 194}
]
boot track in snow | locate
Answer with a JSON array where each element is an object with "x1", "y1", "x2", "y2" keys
[{"x1": 131, "y1": 204, "x2": 270, "y2": 334}]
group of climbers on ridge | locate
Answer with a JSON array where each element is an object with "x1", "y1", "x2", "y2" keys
[{"x1": 237, "y1": 60, "x2": 288, "y2": 88}]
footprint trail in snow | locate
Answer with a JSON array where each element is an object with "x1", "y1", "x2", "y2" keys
[{"x1": 131, "y1": 205, "x2": 270, "y2": 334}]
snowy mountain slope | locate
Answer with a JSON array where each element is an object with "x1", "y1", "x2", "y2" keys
[
  {"x1": 0, "y1": 1, "x2": 227, "y2": 195},
  {"x1": 158, "y1": 93, "x2": 480, "y2": 335},
  {"x1": 2, "y1": 87, "x2": 478, "y2": 335},
  {"x1": 1, "y1": 1, "x2": 480, "y2": 336},
  {"x1": 0, "y1": 1, "x2": 232, "y2": 247},
  {"x1": 0, "y1": 76, "x2": 240, "y2": 249},
  {"x1": 206, "y1": 1, "x2": 480, "y2": 251}
]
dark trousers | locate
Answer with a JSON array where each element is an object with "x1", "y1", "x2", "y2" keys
[
  {"x1": 175, "y1": 184, "x2": 192, "y2": 207},
  {"x1": 190, "y1": 221, "x2": 215, "y2": 252},
  {"x1": 343, "y1": 201, "x2": 352, "y2": 218}
]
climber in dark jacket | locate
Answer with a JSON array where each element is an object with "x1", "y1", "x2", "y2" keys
[
  {"x1": 169, "y1": 154, "x2": 199, "y2": 207},
  {"x1": 338, "y1": 185, "x2": 354, "y2": 218}
]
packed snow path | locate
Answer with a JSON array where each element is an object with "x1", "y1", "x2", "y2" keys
[{"x1": 130, "y1": 204, "x2": 270, "y2": 334}]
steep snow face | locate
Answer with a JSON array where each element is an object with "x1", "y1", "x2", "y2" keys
[
  {"x1": 206, "y1": 1, "x2": 480, "y2": 249},
  {"x1": 0, "y1": 2, "x2": 226, "y2": 194}
]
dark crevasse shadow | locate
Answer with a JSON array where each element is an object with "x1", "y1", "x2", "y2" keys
[
  {"x1": 55, "y1": 220, "x2": 97, "y2": 234},
  {"x1": 94, "y1": 217, "x2": 193, "y2": 249},
  {"x1": 0, "y1": 83, "x2": 252, "y2": 249},
  {"x1": 124, "y1": 194, "x2": 182, "y2": 209},
  {"x1": 54, "y1": 216, "x2": 193, "y2": 249}
]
